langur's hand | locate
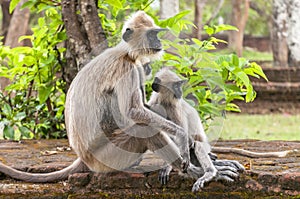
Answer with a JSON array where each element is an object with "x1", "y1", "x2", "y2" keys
[{"x1": 181, "y1": 153, "x2": 190, "y2": 173}]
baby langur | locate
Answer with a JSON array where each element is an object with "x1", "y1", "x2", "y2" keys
[
  {"x1": 148, "y1": 69, "x2": 294, "y2": 157},
  {"x1": 148, "y1": 68, "x2": 296, "y2": 191},
  {"x1": 148, "y1": 68, "x2": 244, "y2": 191}
]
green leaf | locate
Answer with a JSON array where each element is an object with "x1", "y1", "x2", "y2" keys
[
  {"x1": 232, "y1": 68, "x2": 250, "y2": 87},
  {"x1": 191, "y1": 38, "x2": 203, "y2": 47},
  {"x1": 38, "y1": 17, "x2": 45, "y2": 27},
  {"x1": 2, "y1": 104, "x2": 12, "y2": 117},
  {"x1": 225, "y1": 103, "x2": 241, "y2": 112},
  {"x1": 19, "y1": 126, "x2": 34, "y2": 139},
  {"x1": 232, "y1": 54, "x2": 239, "y2": 67},
  {"x1": 105, "y1": 0, "x2": 123, "y2": 9},
  {"x1": 19, "y1": 35, "x2": 32, "y2": 42},
  {"x1": 204, "y1": 25, "x2": 214, "y2": 35},
  {"x1": 21, "y1": 1, "x2": 35, "y2": 9},
  {"x1": 250, "y1": 62, "x2": 268, "y2": 81},
  {"x1": 23, "y1": 55, "x2": 36, "y2": 66},
  {"x1": 14, "y1": 112, "x2": 26, "y2": 121},
  {"x1": 11, "y1": 46, "x2": 32, "y2": 55},
  {"x1": 9, "y1": 0, "x2": 21, "y2": 13},
  {"x1": 245, "y1": 87, "x2": 256, "y2": 102},
  {"x1": 209, "y1": 37, "x2": 227, "y2": 44},
  {"x1": 4, "y1": 125, "x2": 15, "y2": 139},
  {"x1": 215, "y1": 24, "x2": 238, "y2": 34},
  {"x1": 38, "y1": 85, "x2": 53, "y2": 104}
]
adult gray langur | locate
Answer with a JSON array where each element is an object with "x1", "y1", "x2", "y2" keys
[{"x1": 0, "y1": 11, "x2": 193, "y2": 183}]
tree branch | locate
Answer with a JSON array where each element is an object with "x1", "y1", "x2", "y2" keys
[
  {"x1": 61, "y1": 0, "x2": 90, "y2": 70},
  {"x1": 80, "y1": 0, "x2": 107, "y2": 56}
]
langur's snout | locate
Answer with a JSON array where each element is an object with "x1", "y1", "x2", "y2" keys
[{"x1": 147, "y1": 28, "x2": 168, "y2": 51}]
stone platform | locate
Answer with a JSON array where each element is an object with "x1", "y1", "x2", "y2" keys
[{"x1": 0, "y1": 139, "x2": 299, "y2": 198}]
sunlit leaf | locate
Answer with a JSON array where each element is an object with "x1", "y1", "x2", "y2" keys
[
  {"x1": 38, "y1": 85, "x2": 53, "y2": 104},
  {"x1": 9, "y1": 0, "x2": 21, "y2": 13}
]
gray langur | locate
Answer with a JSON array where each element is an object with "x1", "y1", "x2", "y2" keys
[
  {"x1": 148, "y1": 68, "x2": 243, "y2": 191},
  {"x1": 148, "y1": 68, "x2": 294, "y2": 191},
  {"x1": 0, "y1": 11, "x2": 197, "y2": 183}
]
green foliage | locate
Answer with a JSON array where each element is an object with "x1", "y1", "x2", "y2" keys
[
  {"x1": 1, "y1": 1, "x2": 268, "y2": 140},
  {"x1": 9, "y1": 0, "x2": 20, "y2": 13},
  {"x1": 98, "y1": 0, "x2": 155, "y2": 45},
  {"x1": 0, "y1": 8, "x2": 66, "y2": 140},
  {"x1": 147, "y1": 11, "x2": 267, "y2": 123}
]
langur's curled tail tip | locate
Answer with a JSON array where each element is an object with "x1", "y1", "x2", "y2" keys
[{"x1": 278, "y1": 149, "x2": 297, "y2": 157}]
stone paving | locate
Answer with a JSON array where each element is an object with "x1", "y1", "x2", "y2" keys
[{"x1": 0, "y1": 139, "x2": 299, "y2": 198}]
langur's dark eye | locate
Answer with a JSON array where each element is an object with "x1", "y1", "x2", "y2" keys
[
  {"x1": 152, "y1": 77, "x2": 161, "y2": 92},
  {"x1": 123, "y1": 28, "x2": 134, "y2": 42}
]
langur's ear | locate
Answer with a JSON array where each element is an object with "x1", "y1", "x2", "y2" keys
[
  {"x1": 143, "y1": 62, "x2": 152, "y2": 76},
  {"x1": 179, "y1": 79, "x2": 188, "y2": 85},
  {"x1": 152, "y1": 77, "x2": 161, "y2": 92},
  {"x1": 174, "y1": 79, "x2": 187, "y2": 88},
  {"x1": 122, "y1": 28, "x2": 134, "y2": 42}
]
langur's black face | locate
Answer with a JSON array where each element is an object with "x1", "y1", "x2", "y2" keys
[
  {"x1": 146, "y1": 29, "x2": 166, "y2": 52},
  {"x1": 152, "y1": 77, "x2": 186, "y2": 99},
  {"x1": 122, "y1": 28, "x2": 167, "y2": 54}
]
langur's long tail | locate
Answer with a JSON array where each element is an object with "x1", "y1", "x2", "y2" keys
[
  {"x1": 0, "y1": 158, "x2": 88, "y2": 182},
  {"x1": 212, "y1": 147, "x2": 297, "y2": 158}
]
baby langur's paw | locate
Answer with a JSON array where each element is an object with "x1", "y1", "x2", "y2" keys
[
  {"x1": 192, "y1": 180, "x2": 204, "y2": 192},
  {"x1": 181, "y1": 153, "x2": 190, "y2": 173},
  {"x1": 191, "y1": 168, "x2": 217, "y2": 192},
  {"x1": 214, "y1": 165, "x2": 239, "y2": 183},
  {"x1": 213, "y1": 159, "x2": 245, "y2": 172},
  {"x1": 158, "y1": 165, "x2": 172, "y2": 185}
]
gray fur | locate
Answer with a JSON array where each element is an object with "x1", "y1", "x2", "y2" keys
[
  {"x1": 66, "y1": 11, "x2": 191, "y2": 174},
  {"x1": 0, "y1": 11, "x2": 190, "y2": 182},
  {"x1": 148, "y1": 68, "x2": 244, "y2": 192}
]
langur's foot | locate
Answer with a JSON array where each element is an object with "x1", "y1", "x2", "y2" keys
[
  {"x1": 158, "y1": 165, "x2": 172, "y2": 185},
  {"x1": 192, "y1": 167, "x2": 217, "y2": 192},
  {"x1": 213, "y1": 159, "x2": 245, "y2": 172}
]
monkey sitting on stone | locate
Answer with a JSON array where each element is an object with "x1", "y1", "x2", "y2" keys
[
  {"x1": 148, "y1": 68, "x2": 294, "y2": 191},
  {"x1": 0, "y1": 11, "x2": 216, "y2": 191}
]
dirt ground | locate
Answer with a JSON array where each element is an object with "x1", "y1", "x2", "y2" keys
[{"x1": 0, "y1": 139, "x2": 299, "y2": 198}]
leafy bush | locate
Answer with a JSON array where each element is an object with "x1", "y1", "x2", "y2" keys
[
  {"x1": 0, "y1": 8, "x2": 66, "y2": 140},
  {"x1": 0, "y1": 2, "x2": 267, "y2": 140},
  {"x1": 147, "y1": 11, "x2": 267, "y2": 124}
]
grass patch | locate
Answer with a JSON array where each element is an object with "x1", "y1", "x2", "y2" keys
[
  {"x1": 215, "y1": 48, "x2": 273, "y2": 62},
  {"x1": 220, "y1": 114, "x2": 300, "y2": 141}
]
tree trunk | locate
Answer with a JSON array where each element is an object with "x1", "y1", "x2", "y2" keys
[
  {"x1": 0, "y1": 0, "x2": 12, "y2": 43},
  {"x1": 61, "y1": 0, "x2": 108, "y2": 90},
  {"x1": 193, "y1": 0, "x2": 207, "y2": 40},
  {"x1": 1, "y1": 0, "x2": 30, "y2": 92},
  {"x1": 287, "y1": 0, "x2": 300, "y2": 67},
  {"x1": 80, "y1": 0, "x2": 108, "y2": 56},
  {"x1": 160, "y1": 0, "x2": 179, "y2": 19},
  {"x1": 4, "y1": 0, "x2": 30, "y2": 47},
  {"x1": 271, "y1": 0, "x2": 288, "y2": 67},
  {"x1": 228, "y1": 0, "x2": 250, "y2": 57}
]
